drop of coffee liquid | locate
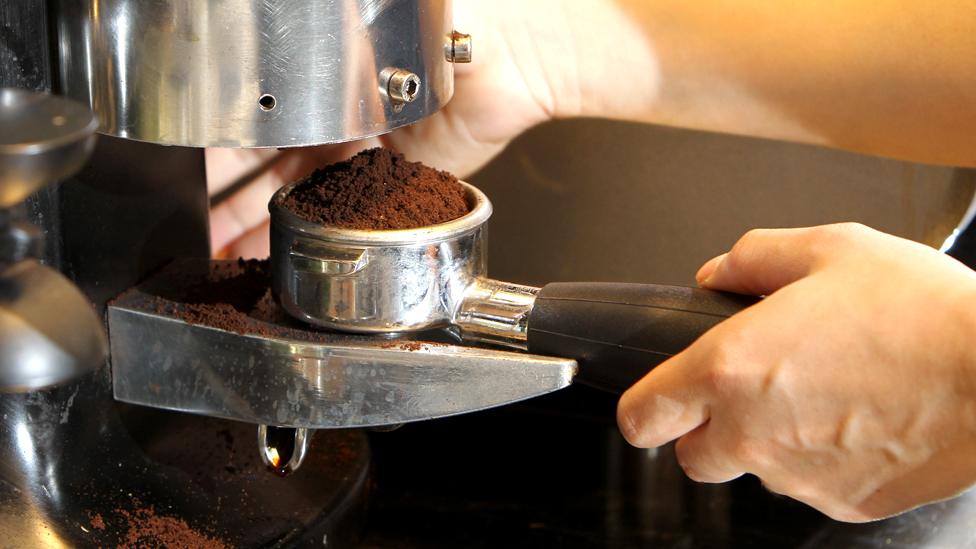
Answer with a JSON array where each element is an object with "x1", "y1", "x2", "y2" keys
[{"x1": 263, "y1": 426, "x2": 297, "y2": 477}]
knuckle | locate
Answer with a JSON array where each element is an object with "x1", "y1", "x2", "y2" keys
[
  {"x1": 703, "y1": 343, "x2": 744, "y2": 397},
  {"x1": 678, "y1": 460, "x2": 706, "y2": 483},
  {"x1": 728, "y1": 229, "x2": 769, "y2": 263},
  {"x1": 810, "y1": 222, "x2": 872, "y2": 248}
]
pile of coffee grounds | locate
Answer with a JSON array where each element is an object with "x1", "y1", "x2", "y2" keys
[
  {"x1": 277, "y1": 147, "x2": 469, "y2": 230},
  {"x1": 116, "y1": 505, "x2": 228, "y2": 549},
  {"x1": 152, "y1": 259, "x2": 302, "y2": 339}
]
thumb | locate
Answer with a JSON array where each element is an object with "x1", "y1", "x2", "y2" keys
[{"x1": 696, "y1": 226, "x2": 835, "y2": 296}]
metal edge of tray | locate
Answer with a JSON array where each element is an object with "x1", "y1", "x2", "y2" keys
[{"x1": 107, "y1": 286, "x2": 576, "y2": 429}]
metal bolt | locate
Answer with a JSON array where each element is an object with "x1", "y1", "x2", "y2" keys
[
  {"x1": 445, "y1": 31, "x2": 472, "y2": 63},
  {"x1": 385, "y1": 70, "x2": 421, "y2": 104}
]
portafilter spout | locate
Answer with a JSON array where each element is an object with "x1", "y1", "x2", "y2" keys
[{"x1": 270, "y1": 181, "x2": 759, "y2": 394}]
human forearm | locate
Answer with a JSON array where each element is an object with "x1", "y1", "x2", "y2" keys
[{"x1": 547, "y1": 1, "x2": 976, "y2": 167}]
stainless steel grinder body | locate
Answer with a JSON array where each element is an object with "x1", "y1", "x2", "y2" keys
[{"x1": 53, "y1": 0, "x2": 455, "y2": 147}]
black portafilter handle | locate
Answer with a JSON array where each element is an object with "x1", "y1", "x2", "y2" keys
[{"x1": 525, "y1": 282, "x2": 760, "y2": 394}]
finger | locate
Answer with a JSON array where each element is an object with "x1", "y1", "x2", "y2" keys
[
  {"x1": 697, "y1": 226, "x2": 841, "y2": 296},
  {"x1": 674, "y1": 423, "x2": 745, "y2": 483},
  {"x1": 694, "y1": 253, "x2": 727, "y2": 285},
  {"x1": 208, "y1": 143, "x2": 374, "y2": 252},
  {"x1": 205, "y1": 148, "x2": 281, "y2": 196},
  {"x1": 617, "y1": 350, "x2": 711, "y2": 449},
  {"x1": 215, "y1": 220, "x2": 271, "y2": 260},
  {"x1": 209, "y1": 168, "x2": 283, "y2": 254}
]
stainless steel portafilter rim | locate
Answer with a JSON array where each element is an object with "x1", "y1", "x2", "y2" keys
[
  {"x1": 270, "y1": 179, "x2": 534, "y2": 340},
  {"x1": 269, "y1": 180, "x2": 493, "y2": 245}
]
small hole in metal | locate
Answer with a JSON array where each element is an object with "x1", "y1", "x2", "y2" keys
[
  {"x1": 259, "y1": 94, "x2": 277, "y2": 111},
  {"x1": 404, "y1": 79, "x2": 419, "y2": 100}
]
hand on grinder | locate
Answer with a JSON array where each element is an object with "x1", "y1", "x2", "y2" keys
[
  {"x1": 618, "y1": 223, "x2": 976, "y2": 522},
  {"x1": 207, "y1": 0, "x2": 559, "y2": 258}
]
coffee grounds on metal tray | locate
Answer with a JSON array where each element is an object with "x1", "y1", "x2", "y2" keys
[
  {"x1": 116, "y1": 504, "x2": 229, "y2": 549},
  {"x1": 277, "y1": 147, "x2": 469, "y2": 230},
  {"x1": 151, "y1": 259, "x2": 301, "y2": 338}
]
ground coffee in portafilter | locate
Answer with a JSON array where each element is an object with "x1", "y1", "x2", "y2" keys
[{"x1": 277, "y1": 147, "x2": 469, "y2": 230}]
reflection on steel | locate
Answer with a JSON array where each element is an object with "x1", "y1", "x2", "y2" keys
[
  {"x1": 53, "y1": 0, "x2": 454, "y2": 147},
  {"x1": 0, "y1": 89, "x2": 97, "y2": 209},
  {"x1": 271, "y1": 181, "x2": 542, "y2": 350},
  {"x1": 271, "y1": 181, "x2": 493, "y2": 334},
  {"x1": 108, "y1": 260, "x2": 576, "y2": 429},
  {"x1": 445, "y1": 31, "x2": 472, "y2": 63},
  {"x1": 0, "y1": 88, "x2": 104, "y2": 392},
  {"x1": 940, "y1": 185, "x2": 976, "y2": 253},
  {"x1": 800, "y1": 487, "x2": 976, "y2": 548},
  {"x1": 258, "y1": 425, "x2": 310, "y2": 476},
  {"x1": 0, "y1": 261, "x2": 107, "y2": 392}
]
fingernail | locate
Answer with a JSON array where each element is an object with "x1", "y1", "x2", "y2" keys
[
  {"x1": 616, "y1": 395, "x2": 641, "y2": 447},
  {"x1": 696, "y1": 253, "x2": 727, "y2": 286}
]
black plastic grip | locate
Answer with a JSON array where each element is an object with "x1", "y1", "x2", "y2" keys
[{"x1": 526, "y1": 282, "x2": 758, "y2": 393}]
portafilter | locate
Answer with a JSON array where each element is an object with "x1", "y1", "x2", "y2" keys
[{"x1": 270, "y1": 181, "x2": 757, "y2": 393}]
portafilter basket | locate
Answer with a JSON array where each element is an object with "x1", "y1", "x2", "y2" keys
[{"x1": 270, "y1": 181, "x2": 758, "y2": 393}]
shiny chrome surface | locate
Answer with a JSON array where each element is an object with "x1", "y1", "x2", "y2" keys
[
  {"x1": 0, "y1": 88, "x2": 97, "y2": 208},
  {"x1": 258, "y1": 425, "x2": 310, "y2": 476},
  {"x1": 940, "y1": 184, "x2": 976, "y2": 253},
  {"x1": 445, "y1": 31, "x2": 472, "y2": 63},
  {"x1": 271, "y1": 180, "x2": 543, "y2": 345},
  {"x1": 0, "y1": 261, "x2": 106, "y2": 393},
  {"x1": 271, "y1": 181, "x2": 494, "y2": 332},
  {"x1": 108, "y1": 259, "x2": 576, "y2": 429},
  {"x1": 53, "y1": 0, "x2": 454, "y2": 147},
  {"x1": 456, "y1": 278, "x2": 538, "y2": 350}
]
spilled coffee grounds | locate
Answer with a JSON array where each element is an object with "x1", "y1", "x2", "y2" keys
[
  {"x1": 277, "y1": 148, "x2": 469, "y2": 230},
  {"x1": 150, "y1": 259, "x2": 298, "y2": 339}
]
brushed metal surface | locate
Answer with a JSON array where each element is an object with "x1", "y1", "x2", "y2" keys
[
  {"x1": 53, "y1": 0, "x2": 454, "y2": 147},
  {"x1": 0, "y1": 88, "x2": 97, "y2": 208},
  {"x1": 108, "y1": 259, "x2": 576, "y2": 429}
]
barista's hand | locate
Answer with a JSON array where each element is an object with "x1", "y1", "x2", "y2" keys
[
  {"x1": 207, "y1": 0, "x2": 569, "y2": 258},
  {"x1": 617, "y1": 223, "x2": 976, "y2": 522}
]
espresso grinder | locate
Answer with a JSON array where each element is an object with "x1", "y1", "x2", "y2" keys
[
  {"x1": 2, "y1": 1, "x2": 493, "y2": 546},
  {"x1": 5, "y1": 1, "x2": 976, "y2": 547}
]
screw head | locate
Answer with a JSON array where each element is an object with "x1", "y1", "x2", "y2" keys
[
  {"x1": 446, "y1": 31, "x2": 472, "y2": 63},
  {"x1": 387, "y1": 70, "x2": 421, "y2": 104}
]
